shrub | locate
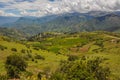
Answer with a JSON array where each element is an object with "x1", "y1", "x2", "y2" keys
[
  {"x1": 11, "y1": 48, "x2": 17, "y2": 52},
  {"x1": 33, "y1": 47, "x2": 39, "y2": 50},
  {"x1": 35, "y1": 54, "x2": 45, "y2": 60},
  {"x1": 35, "y1": 60, "x2": 38, "y2": 63},
  {"x1": 5, "y1": 54, "x2": 27, "y2": 79},
  {"x1": 21, "y1": 49, "x2": 26, "y2": 53},
  {"x1": 38, "y1": 72, "x2": 44, "y2": 80},
  {"x1": 27, "y1": 53, "x2": 32, "y2": 58},
  {"x1": 68, "y1": 55, "x2": 79, "y2": 61},
  {"x1": 31, "y1": 58, "x2": 35, "y2": 62},
  {"x1": 50, "y1": 57, "x2": 110, "y2": 80},
  {"x1": 0, "y1": 45, "x2": 7, "y2": 51}
]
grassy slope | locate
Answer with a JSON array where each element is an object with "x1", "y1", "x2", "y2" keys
[
  {"x1": 27, "y1": 32, "x2": 120, "y2": 79},
  {"x1": 0, "y1": 32, "x2": 120, "y2": 79},
  {"x1": 0, "y1": 36, "x2": 67, "y2": 75}
]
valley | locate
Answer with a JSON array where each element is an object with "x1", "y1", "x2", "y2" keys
[
  {"x1": 0, "y1": 31, "x2": 120, "y2": 80},
  {"x1": 0, "y1": 0, "x2": 120, "y2": 80}
]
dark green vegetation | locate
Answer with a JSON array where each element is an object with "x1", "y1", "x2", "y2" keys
[
  {"x1": 5, "y1": 55, "x2": 27, "y2": 78},
  {"x1": 50, "y1": 57, "x2": 110, "y2": 80},
  {"x1": 0, "y1": 31, "x2": 120, "y2": 80}
]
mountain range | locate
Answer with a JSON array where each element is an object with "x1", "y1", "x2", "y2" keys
[
  {"x1": 0, "y1": 16, "x2": 19, "y2": 26},
  {"x1": 0, "y1": 11, "x2": 120, "y2": 35}
]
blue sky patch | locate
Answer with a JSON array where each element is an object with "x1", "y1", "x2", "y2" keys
[
  {"x1": 5, "y1": 9, "x2": 20, "y2": 15},
  {"x1": 26, "y1": 10, "x2": 38, "y2": 12},
  {"x1": 0, "y1": 2, "x2": 9, "y2": 8}
]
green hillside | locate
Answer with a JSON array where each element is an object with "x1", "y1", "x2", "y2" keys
[
  {"x1": 0, "y1": 31, "x2": 120, "y2": 80},
  {"x1": 0, "y1": 27, "x2": 27, "y2": 40}
]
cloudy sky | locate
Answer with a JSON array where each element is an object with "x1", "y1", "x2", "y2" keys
[{"x1": 0, "y1": 0, "x2": 120, "y2": 17}]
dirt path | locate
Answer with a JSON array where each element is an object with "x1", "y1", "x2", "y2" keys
[{"x1": 104, "y1": 34, "x2": 120, "y2": 39}]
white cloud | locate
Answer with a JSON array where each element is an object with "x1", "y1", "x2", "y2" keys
[
  {"x1": 0, "y1": 0, "x2": 120, "y2": 17},
  {"x1": 0, "y1": 10, "x2": 18, "y2": 16}
]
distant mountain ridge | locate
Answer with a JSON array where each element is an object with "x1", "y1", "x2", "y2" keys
[
  {"x1": 1, "y1": 11, "x2": 120, "y2": 34},
  {"x1": 2, "y1": 12, "x2": 94, "y2": 34},
  {"x1": 0, "y1": 16, "x2": 19, "y2": 26},
  {"x1": 80, "y1": 13, "x2": 120, "y2": 32}
]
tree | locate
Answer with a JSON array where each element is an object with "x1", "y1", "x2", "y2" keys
[
  {"x1": 5, "y1": 54, "x2": 27, "y2": 79},
  {"x1": 50, "y1": 57, "x2": 110, "y2": 80}
]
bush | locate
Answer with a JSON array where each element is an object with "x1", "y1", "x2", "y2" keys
[
  {"x1": 0, "y1": 45, "x2": 7, "y2": 51},
  {"x1": 50, "y1": 57, "x2": 110, "y2": 80},
  {"x1": 33, "y1": 47, "x2": 39, "y2": 50},
  {"x1": 35, "y1": 54, "x2": 45, "y2": 60},
  {"x1": 31, "y1": 58, "x2": 35, "y2": 62},
  {"x1": 38, "y1": 72, "x2": 44, "y2": 80},
  {"x1": 68, "y1": 55, "x2": 79, "y2": 61},
  {"x1": 21, "y1": 49, "x2": 26, "y2": 53},
  {"x1": 27, "y1": 53, "x2": 32, "y2": 58},
  {"x1": 11, "y1": 48, "x2": 17, "y2": 52},
  {"x1": 5, "y1": 54, "x2": 27, "y2": 79}
]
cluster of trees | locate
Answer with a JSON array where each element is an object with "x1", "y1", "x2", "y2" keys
[{"x1": 50, "y1": 56, "x2": 110, "y2": 80}]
